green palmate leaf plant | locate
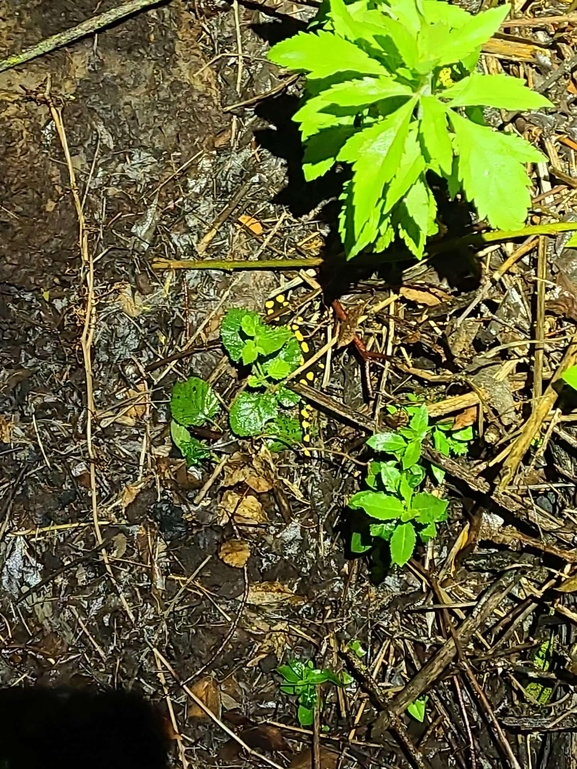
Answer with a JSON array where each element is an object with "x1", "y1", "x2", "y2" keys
[
  {"x1": 349, "y1": 403, "x2": 468, "y2": 566},
  {"x1": 268, "y1": 0, "x2": 552, "y2": 259},
  {"x1": 277, "y1": 658, "x2": 350, "y2": 727}
]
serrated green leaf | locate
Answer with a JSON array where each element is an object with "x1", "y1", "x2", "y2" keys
[
  {"x1": 170, "y1": 376, "x2": 219, "y2": 427},
  {"x1": 349, "y1": 490, "x2": 404, "y2": 520},
  {"x1": 170, "y1": 421, "x2": 211, "y2": 466},
  {"x1": 263, "y1": 336, "x2": 302, "y2": 378},
  {"x1": 266, "y1": 358, "x2": 292, "y2": 380},
  {"x1": 384, "y1": 129, "x2": 426, "y2": 213},
  {"x1": 396, "y1": 176, "x2": 437, "y2": 259},
  {"x1": 265, "y1": 414, "x2": 303, "y2": 451},
  {"x1": 419, "y1": 521, "x2": 438, "y2": 542},
  {"x1": 411, "y1": 492, "x2": 448, "y2": 523},
  {"x1": 339, "y1": 99, "x2": 416, "y2": 257},
  {"x1": 380, "y1": 461, "x2": 402, "y2": 493},
  {"x1": 406, "y1": 463, "x2": 425, "y2": 488},
  {"x1": 390, "y1": 521, "x2": 417, "y2": 566},
  {"x1": 367, "y1": 431, "x2": 407, "y2": 454},
  {"x1": 221, "y1": 308, "x2": 260, "y2": 362},
  {"x1": 421, "y1": 0, "x2": 470, "y2": 27},
  {"x1": 370, "y1": 522, "x2": 396, "y2": 540},
  {"x1": 443, "y1": 73, "x2": 553, "y2": 110},
  {"x1": 305, "y1": 76, "x2": 413, "y2": 112},
  {"x1": 437, "y1": 4, "x2": 511, "y2": 67},
  {"x1": 562, "y1": 364, "x2": 577, "y2": 390},
  {"x1": 419, "y1": 95, "x2": 453, "y2": 175},
  {"x1": 242, "y1": 339, "x2": 259, "y2": 365},
  {"x1": 450, "y1": 111, "x2": 545, "y2": 230},
  {"x1": 402, "y1": 439, "x2": 422, "y2": 469},
  {"x1": 277, "y1": 385, "x2": 300, "y2": 407},
  {"x1": 303, "y1": 125, "x2": 356, "y2": 180},
  {"x1": 255, "y1": 325, "x2": 292, "y2": 357},
  {"x1": 268, "y1": 29, "x2": 392, "y2": 79},
  {"x1": 229, "y1": 392, "x2": 278, "y2": 437},
  {"x1": 241, "y1": 313, "x2": 259, "y2": 336}
]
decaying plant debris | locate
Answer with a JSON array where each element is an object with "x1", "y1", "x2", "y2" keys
[{"x1": 4, "y1": 1, "x2": 577, "y2": 768}]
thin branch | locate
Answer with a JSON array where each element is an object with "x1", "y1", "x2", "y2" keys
[{"x1": 0, "y1": 0, "x2": 169, "y2": 74}]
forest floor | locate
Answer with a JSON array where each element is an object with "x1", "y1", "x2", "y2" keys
[{"x1": 2, "y1": 1, "x2": 577, "y2": 767}]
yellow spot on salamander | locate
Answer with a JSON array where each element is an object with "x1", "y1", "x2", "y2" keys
[
  {"x1": 302, "y1": 420, "x2": 311, "y2": 430},
  {"x1": 265, "y1": 300, "x2": 275, "y2": 309},
  {"x1": 267, "y1": 308, "x2": 274, "y2": 315},
  {"x1": 294, "y1": 330, "x2": 304, "y2": 342},
  {"x1": 303, "y1": 434, "x2": 311, "y2": 443},
  {"x1": 301, "y1": 341, "x2": 310, "y2": 354},
  {"x1": 299, "y1": 378, "x2": 308, "y2": 386},
  {"x1": 306, "y1": 371, "x2": 315, "y2": 381},
  {"x1": 276, "y1": 294, "x2": 285, "y2": 304}
]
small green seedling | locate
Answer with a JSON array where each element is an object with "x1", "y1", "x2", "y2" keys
[
  {"x1": 348, "y1": 404, "x2": 450, "y2": 566},
  {"x1": 348, "y1": 639, "x2": 367, "y2": 658},
  {"x1": 277, "y1": 659, "x2": 348, "y2": 727},
  {"x1": 169, "y1": 310, "x2": 304, "y2": 463},
  {"x1": 407, "y1": 696, "x2": 428, "y2": 722},
  {"x1": 221, "y1": 308, "x2": 303, "y2": 445},
  {"x1": 268, "y1": 0, "x2": 551, "y2": 259}
]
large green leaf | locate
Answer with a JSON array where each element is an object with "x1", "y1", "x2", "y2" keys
[
  {"x1": 348, "y1": 490, "x2": 404, "y2": 520},
  {"x1": 419, "y1": 95, "x2": 453, "y2": 175},
  {"x1": 411, "y1": 492, "x2": 448, "y2": 523},
  {"x1": 303, "y1": 125, "x2": 356, "y2": 180},
  {"x1": 420, "y1": 0, "x2": 470, "y2": 28},
  {"x1": 268, "y1": 30, "x2": 392, "y2": 79},
  {"x1": 367, "y1": 431, "x2": 407, "y2": 454},
  {"x1": 450, "y1": 110, "x2": 545, "y2": 230},
  {"x1": 305, "y1": 76, "x2": 413, "y2": 112},
  {"x1": 384, "y1": 129, "x2": 426, "y2": 213},
  {"x1": 170, "y1": 377, "x2": 219, "y2": 427},
  {"x1": 229, "y1": 392, "x2": 279, "y2": 437},
  {"x1": 390, "y1": 521, "x2": 417, "y2": 566},
  {"x1": 443, "y1": 73, "x2": 553, "y2": 110},
  {"x1": 170, "y1": 421, "x2": 211, "y2": 466},
  {"x1": 396, "y1": 176, "x2": 437, "y2": 259},
  {"x1": 294, "y1": 101, "x2": 355, "y2": 141},
  {"x1": 263, "y1": 337, "x2": 302, "y2": 377},
  {"x1": 437, "y1": 4, "x2": 511, "y2": 66},
  {"x1": 221, "y1": 308, "x2": 259, "y2": 362},
  {"x1": 339, "y1": 99, "x2": 416, "y2": 256}
]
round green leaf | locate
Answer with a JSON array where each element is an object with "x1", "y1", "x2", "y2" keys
[
  {"x1": 170, "y1": 377, "x2": 219, "y2": 427},
  {"x1": 411, "y1": 492, "x2": 448, "y2": 523},
  {"x1": 229, "y1": 392, "x2": 279, "y2": 437}
]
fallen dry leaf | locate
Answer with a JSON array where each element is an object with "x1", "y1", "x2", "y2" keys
[
  {"x1": 400, "y1": 286, "x2": 443, "y2": 306},
  {"x1": 238, "y1": 213, "x2": 263, "y2": 235},
  {"x1": 117, "y1": 283, "x2": 143, "y2": 318},
  {"x1": 246, "y1": 582, "x2": 304, "y2": 607},
  {"x1": 119, "y1": 483, "x2": 142, "y2": 510},
  {"x1": 219, "y1": 490, "x2": 268, "y2": 525},
  {"x1": 223, "y1": 453, "x2": 273, "y2": 492},
  {"x1": 452, "y1": 406, "x2": 478, "y2": 431},
  {"x1": 110, "y1": 533, "x2": 127, "y2": 559},
  {"x1": 188, "y1": 676, "x2": 222, "y2": 720},
  {"x1": 557, "y1": 574, "x2": 577, "y2": 593},
  {"x1": 241, "y1": 723, "x2": 289, "y2": 752},
  {"x1": 219, "y1": 539, "x2": 251, "y2": 569},
  {"x1": 0, "y1": 414, "x2": 14, "y2": 444},
  {"x1": 290, "y1": 747, "x2": 340, "y2": 769}
]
